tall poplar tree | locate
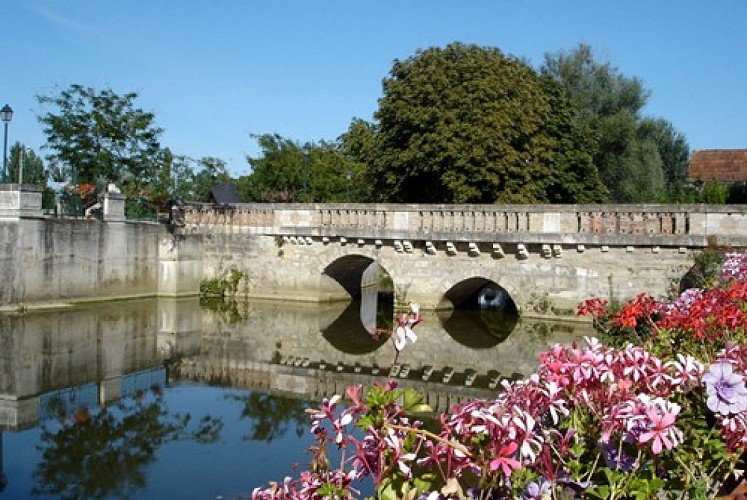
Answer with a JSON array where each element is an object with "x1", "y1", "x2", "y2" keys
[{"x1": 541, "y1": 44, "x2": 690, "y2": 202}]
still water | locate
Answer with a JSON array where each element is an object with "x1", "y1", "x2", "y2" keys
[{"x1": 0, "y1": 297, "x2": 593, "y2": 499}]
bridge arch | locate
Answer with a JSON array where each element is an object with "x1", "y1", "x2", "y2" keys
[
  {"x1": 320, "y1": 300, "x2": 390, "y2": 354},
  {"x1": 437, "y1": 276, "x2": 520, "y2": 348},
  {"x1": 321, "y1": 254, "x2": 392, "y2": 301},
  {"x1": 320, "y1": 253, "x2": 395, "y2": 348},
  {"x1": 440, "y1": 277, "x2": 518, "y2": 313},
  {"x1": 437, "y1": 276, "x2": 520, "y2": 314}
]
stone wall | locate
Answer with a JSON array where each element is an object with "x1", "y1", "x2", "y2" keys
[
  {"x1": 182, "y1": 202, "x2": 746, "y2": 315},
  {"x1": 193, "y1": 231, "x2": 695, "y2": 315},
  {"x1": 0, "y1": 185, "x2": 201, "y2": 310},
  {"x1": 4, "y1": 190, "x2": 746, "y2": 312}
]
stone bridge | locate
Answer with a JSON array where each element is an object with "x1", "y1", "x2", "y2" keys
[{"x1": 178, "y1": 203, "x2": 747, "y2": 316}]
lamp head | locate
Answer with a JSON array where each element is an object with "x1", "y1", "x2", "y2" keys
[{"x1": 0, "y1": 105, "x2": 12, "y2": 123}]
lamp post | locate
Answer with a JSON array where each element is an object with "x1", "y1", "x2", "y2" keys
[{"x1": 1, "y1": 105, "x2": 12, "y2": 184}]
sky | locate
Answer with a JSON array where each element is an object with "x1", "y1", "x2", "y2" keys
[{"x1": 3, "y1": 1, "x2": 746, "y2": 177}]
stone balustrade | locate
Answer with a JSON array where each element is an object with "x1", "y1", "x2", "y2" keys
[{"x1": 180, "y1": 203, "x2": 747, "y2": 248}]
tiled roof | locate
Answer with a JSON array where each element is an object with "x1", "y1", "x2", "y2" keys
[{"x1": 688, "y1": 149, "x2": 747, "y2": 182}]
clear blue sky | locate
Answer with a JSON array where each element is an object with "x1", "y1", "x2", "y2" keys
[{"x1": 3, "y1": 1, "x2": 746, "y2": 176}]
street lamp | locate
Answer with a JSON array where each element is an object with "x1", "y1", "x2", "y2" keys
[{"x1": 1, "y1": 105, "x2": 12, "y2": 184}]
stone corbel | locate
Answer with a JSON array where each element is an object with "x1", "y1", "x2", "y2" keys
[
  {"x1": 468, "y1": 242, "x2": 480, "y2": 257},
  {"x1": 517, "y1": 243, "x2": 529, "y2": 260},
  {"x1": 492, "y1": 243, "x2": 505, "y2": 258}
]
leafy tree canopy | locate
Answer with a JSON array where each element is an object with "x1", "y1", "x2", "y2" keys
[
  {"x1": 351, "y1": 42, "x2": 607, "y2": 204},
  {"x1": 238, "y1": 133, "x2": 361, "y2": 203},
  {"x1": 6, "y1": 142, "x2": 46, "y2": 185},
  {"x1": 37, "y1": 84, "x2": 163, "y2": 193},
  {"x1": 541, "y1": 44, "x2": 691, "y2": 203}
]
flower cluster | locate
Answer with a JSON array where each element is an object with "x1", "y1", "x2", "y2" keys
[
  {"x1": 722, "y1": 252, "x2": 747, "y2": 281},
  {"x1": 253, "y1": 252, "x2": 747, "y2": 498},
  {"x1": 393, "y1": 303, "x2": 421, "y2": 352},
  {"x1": 65, "y1": 182, "x2": 96, "y2": 200}
]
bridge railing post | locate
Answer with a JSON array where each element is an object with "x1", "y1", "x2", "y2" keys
[
  {"x1": 0, "y1": 184, "x2": 43, "y2": 219},
  {"x1": 103, "y1": 193, "x2": 126, "y2": 222}
]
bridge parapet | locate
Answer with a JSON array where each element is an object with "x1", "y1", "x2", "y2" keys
[{"x1": 180, "y1": 203, "x2": 747, "y2": 248}]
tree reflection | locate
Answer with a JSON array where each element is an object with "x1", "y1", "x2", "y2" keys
[
  {"x1": 227, "y1": 392, "x2": 309, "y2": 442},
  {"x1": 32, "y1": 387, "x2": 223, "y2": 499}
]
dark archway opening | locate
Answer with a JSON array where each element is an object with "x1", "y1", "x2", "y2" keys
[
  {"x1": 439, "y1": 277, "x2": 519, "y2": 348},
  {"x1": 442, "y1": 277, "x2": 518, "y2": 313},
  {"x1": 320, "y1": 257, "x2": 394, "y2": 355},
  {"x1": 322, "y1": 255, "x2": 378, "y2": 300}
]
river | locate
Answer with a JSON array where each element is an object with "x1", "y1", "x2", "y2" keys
[{"x1": 0, "y1": 296, "x2": 593, "y2": 499}]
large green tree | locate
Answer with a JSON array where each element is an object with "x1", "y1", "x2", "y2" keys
[
  {"x1": 354, "y1": 42, "x2": 606, "y2": 204},
  {"x1": 37, "y1": 84, "x2": 163, "y2": 191},
  {"x1": 240, "y1": 134, "x2": 304, "y2": 202},
  {"x1": 189, "y1": 156, "x2": 231, "y2": 202},
  {"x1": 541, "y1": 44, "x2": 690, "y2": 203}
]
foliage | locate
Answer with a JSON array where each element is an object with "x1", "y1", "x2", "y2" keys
[
  {"x1": 227, "y1": 392, "x2": 311, "y2": 442},
  {"x1": 189, "y1": 156, "x2": 232, "y2": 202},
  {"x1": 537, "y1": 76, "x2": 609, "y2": 204},
  {"x1": 5, "y1": 142, "x2": 46, "y2": 185},
  {"x1": 638, "y1": 118, "x2": 695, "y2": 202},
  {"x1": 200, "y1": 277, "x2": 227, "y2": 297},
  {"x1": 199, "y1": 268, "x2": 244, "y2": 297},
  {"x1": 541, "y1": 44, "x2": 690, "y2": 203},
  {"x1": 37, "y1": 84, "x2": 163, "y2": 193},
  {"x1": 354, "y1": 42, "x2": 607, "y2": 204},
  {"x1": 680, "y1": 250, "x2": 727, "y2": 291},
  {"x1": 238, "y1": 133, "x2": 361, "y2": 203},
  {"x1": 253, "y1": 252, "x2": 747, "y2": 499},
  {"x1": 701, "y1": 181, "x2": 731, "y2": 204}
]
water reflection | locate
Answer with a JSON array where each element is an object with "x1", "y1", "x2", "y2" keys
[
  {"x1": 322, "y1": 299, "x2": 390, "y2": 354},
  {"x1": 32, "y1": 385, "x2": 222, "y2": 499},
  {"x1": 0, "y1": 297, "x2": 595, "y2": 498},
  {"x1": 0, "y1": 297, "x2": 594, "y2": 425},
  {"x1": 225, "y1": 392, "x2": 309, "y2": 442},
  {"x1": 437, "y1": 308, "x2": 519, "y2": 348}
]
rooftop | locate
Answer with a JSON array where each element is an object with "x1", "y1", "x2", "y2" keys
[{"x1": 688, "y1": 149, "x2": 747, "y2": 182}]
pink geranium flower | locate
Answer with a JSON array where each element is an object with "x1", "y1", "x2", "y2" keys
[
  {"x1": 489, "y1": 441, "x2": 521, "y2": 477},
  {"x1": 638, "y1": 402, "x2": 682, "y2": 454}
]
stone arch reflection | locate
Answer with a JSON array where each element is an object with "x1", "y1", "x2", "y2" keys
[
  {"x1": 439, "y1": 277, "x2": 519, "y2": 348},
  {"x1": 321, "y1": 259, "x2": 394, "y2": 355},
  {"x1": 321, "y1": 301, "x2": 390, "y2": 354}
]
